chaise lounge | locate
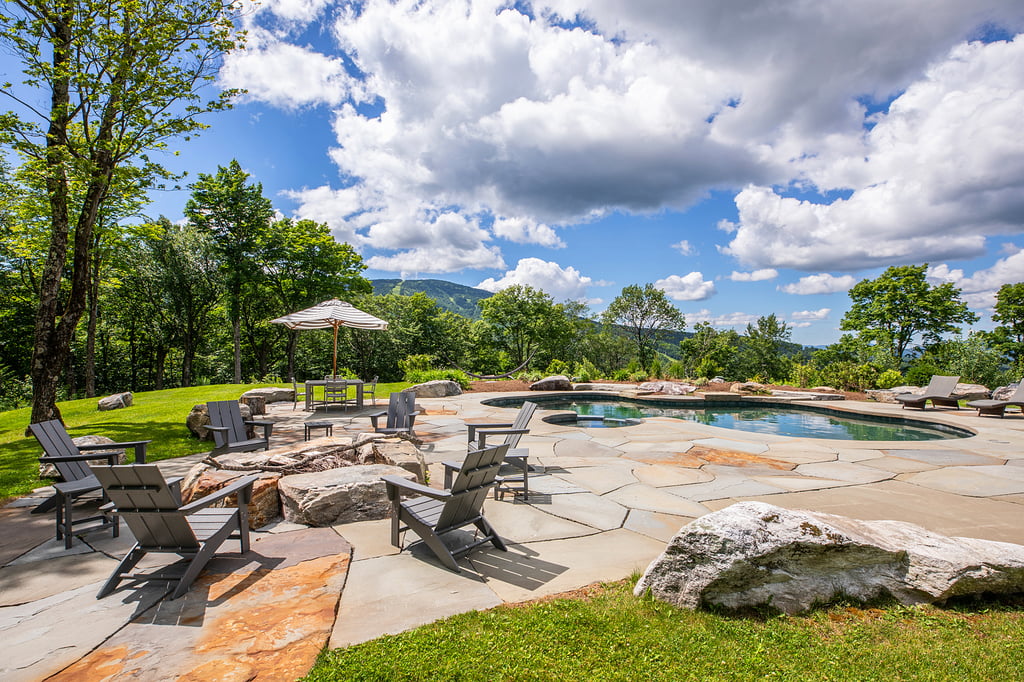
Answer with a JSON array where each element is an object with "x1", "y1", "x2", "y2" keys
[
  {"x1": 894, "y1": 375, "x2": 961, "y2": 410},
  {"x1": 967, "y1": 382, "x2": 1024, "y2": 417}
]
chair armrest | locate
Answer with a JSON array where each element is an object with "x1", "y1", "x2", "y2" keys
[
  {"x1": 179, "y1": 474, "x2": 258, "y2": 514},
  {"x1": 382, "y1": 475, "x2": 450, "y2": 501},
  {"x1": 43, "y1": 451, "x2": 121, "y2": 464},
  {"x1": 467, "y1": 422, "x2": 513, "y2": 441},
  {"x1": 245, "y1": 420, "x2": 274, "y2": 426},
  {"x1": 475, "y1": 427, "x2": 529, "y2": 448},
  {"x1": 369, "y1": 411, "x2": 387, "y2": 428},
  {"x1": 206, "y1": 425, "x2": 230, "y2": 433},
  {"x1": 245, "y1": 420, "x2": 274, "y2": 439},
  {"x1": 80, "y1": 440, "x2": 150, "y2": 463}
]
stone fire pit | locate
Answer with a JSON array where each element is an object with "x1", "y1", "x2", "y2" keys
[{"x1": 182, "y1": 433, "x2": 427, "y2": 528}]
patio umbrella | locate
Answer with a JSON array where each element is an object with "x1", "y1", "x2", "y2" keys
[{"x1": 271, "y1": 299, "x2": 388, "y2": 377}]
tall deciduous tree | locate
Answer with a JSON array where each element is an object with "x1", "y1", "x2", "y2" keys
[
  {"x1": 602, "y1": 283, "x2": 686, "y2": 370},
  {"x1": 478, "y1": 285, "x2": 571, "y2": 369},
  {"x1": 741, "y1": 313, "x2": 793, "y2": 381},
  {"x1": 990, "y1": 282, "x2": 1024, "y2": 365},
  {"x1": 185, "y1": 160, "x2": 273, "y2": 383},
  {"x1": 1, "y1": 0, "x2": 241, "y2": 424},
  {"x1": 840, "y1": 264, "x2": 978, "y2": 361}
]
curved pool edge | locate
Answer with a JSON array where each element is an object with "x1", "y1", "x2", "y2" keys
[{"x1": 482, "y1": 391, "x2": 978, "y2": 441}]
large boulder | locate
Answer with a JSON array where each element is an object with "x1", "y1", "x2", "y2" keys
[
  {"x1": 573, "y1": 383, "x2": 633, "y2": 392},
  {"x1": 635, "y1": 501, "x2": 1024, "y2": 615},
  {"x1": 278, "y1": 464, "x2": 416, "y2": 526},
  {"x1": 180, "y1": 464, "x2": 281, "y2": 530},
  {"x1": 38, "y1": 435, "x2": 127, "y2": 478},
  {"x1": 730, "y1": 382, "x2": 769, "y2": 395},
  {"x1": 97, "y1": 392, "x2": 133, "y2": 411},
  {"x1": 406, "y1": 380, "x2": 462, "y2": 398},
  {"x1": 530, "y1": 375, "x2": 572, "y2": 391},
  {"x1": 367, "y1": 439, "x2": 428, "y2": 484},
  {"x1": 871, "y1": 383, "x2": 990, "y2": 404},
  {"x1": 993, "y1": 382, "x2": 1022, "y2": 400},
  {"x1": 637, "y1": 381, "x2": 697, "y2": 396},
  {"x1": 186, "y1": 402, "x2": 252, "y2": 440},
  {"x1": 952, "y1": 383, "x2": 990, "y2": 402},
  {"x1": 241, "y1": 386, "x2": 295, "y2": 404}
]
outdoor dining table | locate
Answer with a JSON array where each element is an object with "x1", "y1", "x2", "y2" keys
[{"x1": 304, "y1": 379, "x2": 364, "y2": 410}]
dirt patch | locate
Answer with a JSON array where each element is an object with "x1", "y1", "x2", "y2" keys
[
  {"x1": 466, "y1": 378, "x2": 869, "y2": 401},
  {"x1": 466, "y1": 379, "x2": 532, "y2": 393}
]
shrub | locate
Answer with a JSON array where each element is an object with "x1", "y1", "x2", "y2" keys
[
  {"x1": 789, "y1": 363, "x2": 817, "y2": 389},
  {"x1": 904, "y1": 362, "x2": 941, "y2": 387},
  {"x1": 612, "y1": 368, "x2": 631, "y2": 381},
  {"x1": 664, "y1": 360, "x2": 687, "y2": 380},
  {"x1": 629, "y1": 370, "x2": 649, "y2": 383},
  {"x1": 399, "y1": 354, "x2": 436, "y2": 376},
  {"x1": 649, "y1": 358, "x2": 663, "y2": 380},
  {"x1": 574, "y1": 358, "x2": 599, "y2": 383},
  {"x1": 404, "y1": 368, "x2": 471, "y2": 389},
  {"x1": 545, "y1": 359, "x2": 571, "y2": 376},
  {"x1": 876, "y1": 369, "x2": 903, "y2": 389}
]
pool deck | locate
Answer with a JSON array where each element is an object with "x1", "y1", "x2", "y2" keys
[{"x1": 3, "y1": 392, "x2": 1024, "y2": 679}]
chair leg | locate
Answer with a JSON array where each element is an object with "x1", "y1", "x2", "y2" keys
[
  {"x1": 97, "y1": 544, "x2": 147, "y2": 598},
  {"x1": 62, "y1": 491, "x2": 74, "y2": 549},
  {"x1": 474, "y1": 517, "x2": 507, "y2": 552}
]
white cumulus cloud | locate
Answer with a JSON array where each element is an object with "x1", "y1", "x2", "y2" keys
[
  {"x1": 729, "y1": 269, "x2": 778, "y2": 282},
  {"x1": 790, "y1": 308, "x2": 832, "y2": 321},
  {"x1": 477, "y1": 258, "x2": 598, "y2": 302},
  {"x1": 673, "y1": 240, "x2": 695, "y2": 256},
  {"x1": 492, "y1": 217, "x2": 565, "y2": 248},
  {"x1": 655, "y1": 272, "x2": 716, "y2": 301},
  {"x1": 927, "y1": 248, "x2": 1024, "y2": 309},
  {"x1": 687, "y1": 309, "x2": 760, "y2": 327},
  {"x1": 779, "y1": 273, "x2": 858, "y2": 295}
]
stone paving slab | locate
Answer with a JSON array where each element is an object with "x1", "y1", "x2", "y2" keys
[
  {"x1": 57, "y1": 528, "x2": 351, "y2": 681},
  {"x1": 858, "y1": 455, "x2": 940, "y2": 474},
  {"x1": 0, "y1": 551, "x2": 117, "y2": 606},
  {"x1": 606, "y1": 483, "x2": 712, "y2": 517},
  {"x1": 527, "y1": 490, "x2": 629, "y2": 531},
  {"x1": 331, "y1": 551, "x2": 501, "y2": 648},
  {"x1": 482, "y1": 497, "x2": 599, "y2": 543},
  {"x1": 632, "y1": 463, "x2": 714, "y2": 487},
  {"x1": 550, "y1": 465, "x2": 640, "y2": 495},
  {"x1": 622, "y1": 509, "x2": 694, "y2": 542},
  {"x1": 882, "y1": 449, "x2": 1005, "y2": 467},
  {"x1": 469, "y1": 528, "x2": 666, "y2": 604},
  {"x1": 794, "y1": 461, "x2": 897, "y2": 484},
  {"x1": 903, "y1": 465, "x2": 1024, "y2": 497}
]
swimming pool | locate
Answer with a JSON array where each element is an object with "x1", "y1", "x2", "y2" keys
[{"x1": 487, "y1": 395, "x2": 971, "y2": 441}]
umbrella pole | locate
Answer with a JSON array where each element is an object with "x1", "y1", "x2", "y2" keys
[{"x1": 333, "y1": 324, "x2": 339, "y2": 377}]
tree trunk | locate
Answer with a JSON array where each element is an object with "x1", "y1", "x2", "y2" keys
[
  {"x1": 233, "y1": 316, "x2": 242, "y2": 383},
  {"x1": 84, "y1": 246, "x2": 101, "y2": 397},
  {"x1": 154, "y1": 346, "x2": 167, "y2": 390}
]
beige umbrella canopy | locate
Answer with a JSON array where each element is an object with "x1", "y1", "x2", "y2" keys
[{"x1": 271, "y1": 299, "x2": 388, "y2": 377}]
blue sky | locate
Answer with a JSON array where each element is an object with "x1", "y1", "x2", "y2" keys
[{"x1": 8, "y1": 0, "x2": 1024, "y2": 346}]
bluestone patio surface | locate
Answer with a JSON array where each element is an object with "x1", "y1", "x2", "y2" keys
[{"x1": 2, "y1": 391, "x2": 1023, "y2": 680}]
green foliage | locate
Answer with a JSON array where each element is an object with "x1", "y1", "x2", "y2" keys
[
  {"x1": 679, "y1": 322, "x2": 742, "y2": 380},
  {"x1": 602, "y1": 283, "x2": 685, "y2": 369},
  {"x1": 629, "y1": 370, "x2": 649, "y2": 382},
  {"x1": 815, "y1": 361, "x2": 881, "y2": 392},
  {"x1": 399, "y1": 354, "x2": 437, "y2": 375},
  {"x1": 876, "y1": 369, "x2": 904, "y2": 389},
  {"x1": 0, "y1": 364, "x2": 31, "y2": 411},
  {"x1": 664, "y1": 360, "x2": 688, "y2": 380},
  {"x1": 371, "y1": 279, "x2": 490, "y2": 319},
  {"x1": 478, "y1": 285, "x2": 577, "y2": 370},
  {"x1": 904, "y1": 361, "x2": 942, "y2": 386},
  {"x1": 840, "y1": 264, "x2": 979, "y2": 360},
  {"x1": 572, "y1": 358, "x2": 599, "y2": 383},
  {"x1": 307, "y1": 579, "x2": 1024, "y2": 681},
  {"x1": 928, "y1": 334, "x2": 1008, "y2": 388},
  {"x1": 544, "y1": 359, "x2": 571, "y2": 376},
  {"x1": 649, "y1": 357, "x2": 663, "y2": 379},
  {"x1": 403, "y1": 369, "x2": 471, "y2": 389},
  {"x1": 739, "y1": 314, "x2": 793, "y2": 382},
  {"x1": 789, "y1": 363, "x2": 817, "y2": 388},
  {"x1": 990, "y1": 282, "x2": 1024, "y2": 364}
]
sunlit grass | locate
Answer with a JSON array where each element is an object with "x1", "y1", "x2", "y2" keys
[
  {"x1": 0, "y1": 381, "x2": 410, "y2": 500},
  {"x1": 305, "y1": 579, "x2": 1024, "y2": 681}
]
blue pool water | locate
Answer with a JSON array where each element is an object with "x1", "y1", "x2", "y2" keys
[{"x1": 493, "y1": 397, "x2": 970, "y2": 441}]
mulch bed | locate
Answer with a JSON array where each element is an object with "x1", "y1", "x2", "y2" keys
[{"x1": 466, "y1": 379, "x2": 869, "y2": 401}]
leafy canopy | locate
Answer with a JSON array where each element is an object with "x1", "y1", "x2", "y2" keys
[{"x1": 603, "y1": 283, "x2": 685, "y2": 370}]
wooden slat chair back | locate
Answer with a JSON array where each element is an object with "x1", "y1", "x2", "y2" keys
[
  {"x1": 323, "y1": 379, "x2": 350, "y2": 408},
  {"x1": 383, "y1": 444, "x2": 509, "y2": 572},
  {"x1": 370, "y1": 391, "x2": 420, "y2": 434},
  {"x1": 502, "y1": 400, "x2": 537, "y2": 449},
  {"x1": 448, "y1": 400, "x2": 540, "y2": 499},
  {"x1": 91, "y1": 464, "x2": 256, "y2": 600},
  {"x1": 206, "y1": 400, "x2": 272, "y2": 453},
  {"x1": 31, "y1": 420, "x2": 94, "y2": 482}
]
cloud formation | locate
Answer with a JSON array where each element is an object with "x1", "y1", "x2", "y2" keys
[
  {"x1": 656, "y1": 273, "x2": 716, "y2": 301},
  {"x1": 928, "y1": 248, "x2": 1024, "y2": 309},
  {"x1": 779, "y1": 273, "x2": 858, "y2": 295},
  {"x1": 477, "y1": 257, "x2": 599, "y2": 302},
  {"x1": 223, "y1": 0, "x2": 1024, "y2": 277},
  {"x1": 729, "y1": 269, "x2": 778, "y2": 282}
]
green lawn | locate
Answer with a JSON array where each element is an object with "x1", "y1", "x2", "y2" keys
[
  {"x1": 306, "y1": 579, "x2": 1024, "y2": 681},
  {"x1": 0, "y1": 382, "x2": 411, "y2": 500}
]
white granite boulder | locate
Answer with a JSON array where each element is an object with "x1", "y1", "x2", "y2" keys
[
  {"x1": 530, "y1": 375, "x2": 572, "y2": 391},
  {"x1": 729, "y1": 382, "x2": 769, "y2": 395},
  {"x1": 97, "y1": 392, "x2": 132, "y2": 411},
  {"x1": 241, "y1": 386, "x2": 295, "y2": 404},
  {"x1": 993, "y1": 382, "x2": 1021, "y2": 400},
  {"x1": 406, "y1": 380, "x2": 461, "y2": 398},
  {"x1": 637, "y1": 381, "x2": 697, "y2": 396},
  {"x1": 278, "y1": 464, "x2": 416, "y2": 526},
  {"x1": 38, "y1": 435, "x2": 127, "y2": 478},
  {"x1": 951, "y1": 383, "x2": 990, "y2": 402},
  {"x1": 635, "y1": 501, "x2": 1024, "y2": 614}
]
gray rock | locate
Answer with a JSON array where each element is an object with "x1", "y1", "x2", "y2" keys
[
  {"x1": 635, "y1": 501, "x2": 1024, "y2": 614},
  {"x1": 531, "y1": 375, "x2": 572, "y2": 391},
  {"x1": 278, "y1": 464, "x2": 416, "y2": 526},
  {"x1": 406, "y1": 380, "x2": 461, "y2": 398},
  {"x1": 637, "y1": 381, "x2": 697, "y2": 395},
  {"x1": 770, "y1": 390, "x2": 845, "y2": 401},
  {"x1": 952, "y1": 383, "x2": 990, "y2": 402},
  {"x1": 38, "y1": 435, "x2": 127, "y2": 478},
  {"x1": 372, "y1": 440, "x2": 428, "y2": 484},
  {"x1": 186, "y1": 402, "x2": 252, "y2": 440},
  {"x1": 97, "y1": 392, "x2": 132, "y2": 411},
  {"x1": 993, "y1": 382, "x2": 1021, "y2": 400},
  {"x1": 241, "y1": 386, "x2": 295, "y2": 404},
  {"x1": 572, "y1": 383, "x2": 634, "y2": 392},
  {"x1": 730, "y1": 382, "x2": 769, "y2": 395},
  {"x1": 873, "y1": 383, "x2": 990, "y2": 404}
]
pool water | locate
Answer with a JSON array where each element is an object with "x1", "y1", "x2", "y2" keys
[{"x1": 529, "y1": 399, "x2": 969, "y2": 441}]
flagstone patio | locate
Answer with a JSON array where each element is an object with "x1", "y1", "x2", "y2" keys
[{"x1": 2, "y1": 392, "x2": 1023, "y2": 680}]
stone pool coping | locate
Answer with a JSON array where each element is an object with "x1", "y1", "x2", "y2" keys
[{"x1": 2, "y1": 391, "x2": 1023, "y2": 678}]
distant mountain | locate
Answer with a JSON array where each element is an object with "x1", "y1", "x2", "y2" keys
[{"x1": 370, "y1": 279, "x2": 492, "y2": 319}]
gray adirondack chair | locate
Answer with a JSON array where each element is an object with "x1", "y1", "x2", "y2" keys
[
  {"x1": 894, "y1": 375, "x2": 961, "y2": 410},
  {"x1": 443, "y1": 400, "x2": 538, "y2": 499},
  {"x1": 206, "y1": 400, "x2": 274, "y2": 453},
  {"x1": 29, "y1": 420, "x2": 149, "y2": 548},
  {"x1": 292, "y1": 380, "x2": 307, "y2": 410},
  {"x1": 383, "y1": 443, "x2": 509, "y2": 572},
  {"x1": 361, "y1": 376, "x2": 379, "y2": 406},
  {"x1": 369, "y1": 391, "x2": 420, "y2": 435},
  {"x1": 90, "y1": 464, "x2": 257, "y2": 600}
]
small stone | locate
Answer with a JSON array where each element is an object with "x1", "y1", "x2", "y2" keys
[
  {"x1": 406, "y1": 380, "x2": 461, "y2": 397},
  {"x1": 186, "y1": 402, "x2": 252, "y2": 440},
  {"x1": 637, "y1": 381, "x2": 697, "y2": 395},
  {"x1": 241, "y1": 386, "x2": 295, "y2": 404},
  {"x1": 530, "y1": 375, "x2": 572, "y2": 391}
]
